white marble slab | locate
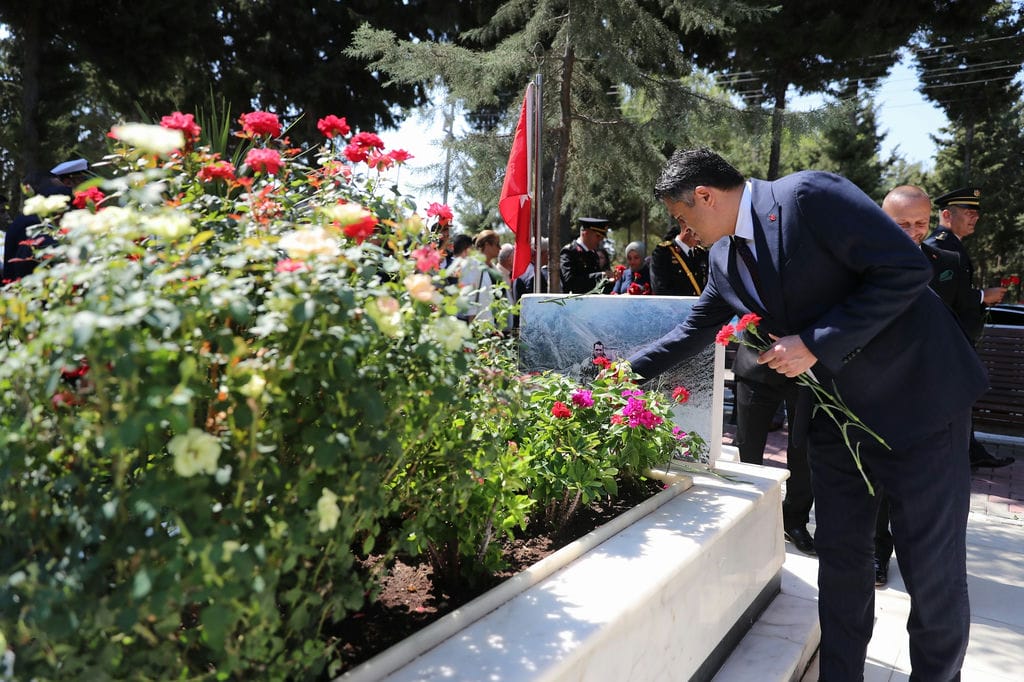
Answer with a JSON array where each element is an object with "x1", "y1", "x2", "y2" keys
[{"x1": 348, "y1": 462, "x2": 786, "y2": 682}]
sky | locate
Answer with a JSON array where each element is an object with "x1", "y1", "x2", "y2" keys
[{"x1": 382, "y1": 55, "x2": 950, "y2": 214}]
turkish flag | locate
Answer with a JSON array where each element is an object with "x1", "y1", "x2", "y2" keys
[{"x1": 499, "y1": 90, "x2": 532, "y2": 280}]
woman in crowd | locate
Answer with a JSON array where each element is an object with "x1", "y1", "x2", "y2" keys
[{"x1": 611, "y1": 241, "x2": 652, "y2": 295}]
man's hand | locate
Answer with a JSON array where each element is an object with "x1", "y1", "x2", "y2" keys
[
  {"x1": 982, "y1": 286, "x2": 1006, "y2": 305},
  {"x1": 757, "y1": 334, "x2": 818, "y2": 378}
]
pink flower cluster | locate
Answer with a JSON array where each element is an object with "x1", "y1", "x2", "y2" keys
[
  {"x1": 571, "y1": 389, "x2": 594, "y2": 408},
  {"x1": 620, "y1": 390, "x2": 663, "y2": 429}
]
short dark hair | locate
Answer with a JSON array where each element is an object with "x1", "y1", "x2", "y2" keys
[
  {"x1": 653, "y1": 148, "x2": 745, "y2": 204},
  {"x1": 451, "y1": 233, "x2": 474, "y2": 255}
]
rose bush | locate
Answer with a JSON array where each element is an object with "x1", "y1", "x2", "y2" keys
[{"x1": 0, "y1": 109, "x2": 707, "y2": 680}]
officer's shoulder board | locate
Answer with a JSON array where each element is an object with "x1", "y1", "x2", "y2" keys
[{"x1": 934, "y1": 231, "x2": 949, "y2": 241}]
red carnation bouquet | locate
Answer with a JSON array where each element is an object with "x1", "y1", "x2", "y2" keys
[
  {"x1": 718, "y1": 313, "x2": 889, "y2": 494},
  {"x1": 1000, "y1": 274, "x2": 1020, "y2": 303}
]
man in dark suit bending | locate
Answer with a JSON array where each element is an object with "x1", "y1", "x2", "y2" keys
[{"x1": 628, "y1": 148, "x2": 988, "y2": 681}]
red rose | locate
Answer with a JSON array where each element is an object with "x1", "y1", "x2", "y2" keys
[
  {"x1": 343, "y1": 143, "x2": 368, "y2": 163},
  {"x1": 343, "y1": 214, "x2": 378, "y2": 244},
  {"x1": 388, "y1": 149, "x2": 413, "y2": 164},
  {"x1": 715, "y1": 324, "x2": 736, "y2": 346},
  {"x1": 317, "y1": 114, "x2": 350, "y2": 138},
  {"x1": 672, "y1": 386, "x2": 690, "y2": 404},
  {"x1": 160, "y1": 111, "x2": 201, "y2": 142},
  {"x1": 366, "y1": 149, "x2": 394, "y2": 172},
  {"x1": 426, "y1": 202, "x2": 453, "y2": 226},
  {"x1": 72, "y1": 187, "x2": 105, "y2": 210},
  {"x1": 350, "y1": 131, "x2": 384, "y2": 150},
  {"x1": 1012, "y1": 275, "x2": 1021, "y2": 285},
  {"x1": 551, "y1": 401, "x2": 573, "y2": 419},
  {"x1": 627, "y1": 282, "x2": 643, "y2": 295},
  {"x1": 1002, "y1": 277, "x2": 1012, "y2": 287},
  {"x1": 593, "y1": 356, "x2": 612, "y2": 369},
  {"x1": 245, "y1": 148, "x2": 283, "y2": 175},
  {"x1": 197, "y1": 161, "x2": 237, "y2": 182},
  {"x1": 614, "y1": 264, "x2": 627, "y2": 274},
  {"x1": 239, "y1": 111, "x2": 282, "y2": 138}
]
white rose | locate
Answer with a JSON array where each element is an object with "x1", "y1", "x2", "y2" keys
[
  {"x1": 317, "y1": 488, "x2": 341, "y2": 532},
  {"x1": 168, "y1": 428, "x2": 221, "y2": 477},
  {"x1": 60, "y1": 206, "x2": 136, "y2": 235},
  {"x1": 144, "y1": 212, "x2": 194, "y2": 239},
  {"x1": 366, "y1": 296, "x2": 403, "y2": 337},
  {"x1": 319, "y1": 202, "x2": 372, "y2": 226},
  {"x1": 110, "y1": 123, "x2": 185, "y2": 156},
  {"x1": 430, "y1": 316, "x2": 472, "y2": 351},
  {"x1": 23, "y1": 193, "x2": 71, "y2": 218},
  {"x1": 404, "y1": 274, "x2": 439, "y2": 304},
  {"x1": 278, "y1": 227, "x2": 340, "y2": 259},
  {"x1": 239, "y1": 373, "x2": 267, "y2": 399}
]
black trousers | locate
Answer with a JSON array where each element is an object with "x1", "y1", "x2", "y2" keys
[
  {"x1": 734, "y1": 376, "x2": 814, "y2": 528},
  {"x1": 811, "y1": 410, "x2": 971, "y2": 682}
]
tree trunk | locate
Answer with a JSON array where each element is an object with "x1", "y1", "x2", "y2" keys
[
  {"x1": 962, "y1": 118, "x2": 974, "y2": 183},
  {"x1": 546, "y1": 43, "x2": 575, "y2": 294},
  {"x1": 768, "y1": 82, "x2": 788, "y2": 181},
  {"x1": 19, "y1": 6, "x2": 43, "y2": 175}
]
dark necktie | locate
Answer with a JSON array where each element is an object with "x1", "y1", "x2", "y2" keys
[{"x1": 733, "y1": 236, "x2": 766, "y2": 301}]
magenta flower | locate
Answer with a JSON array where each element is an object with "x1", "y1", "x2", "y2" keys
[{"x1": 571, "y1": 389, "x2": 594, "y2": 408}]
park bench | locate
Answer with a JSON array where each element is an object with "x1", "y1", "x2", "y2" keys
[{"x1": 973, "y1": 325, "x2": 1024, "y2": 437}]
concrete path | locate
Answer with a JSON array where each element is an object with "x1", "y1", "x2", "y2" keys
[{"x1": 718, "y1": 426, "x2": 1024, "y2": 681}]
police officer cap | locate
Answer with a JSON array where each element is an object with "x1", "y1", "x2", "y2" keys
[
  {"x1": 934, "y1": 187, "x2": 981, "y2": 211},
  {"x1": 578, "y1": 217, "x2": 609, "y2": 236},
  {"x1": 50, "y1": 158, "x2": 90, "y2": 176}
]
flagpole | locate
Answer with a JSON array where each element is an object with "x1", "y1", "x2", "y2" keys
[{"x1": 532, "y1": 73, "x2": 544, "y2": 293}]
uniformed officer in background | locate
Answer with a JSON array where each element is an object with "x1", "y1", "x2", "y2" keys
[
  {"x1": 924, "y1": 186, "x2": 1012, "y2": 470},
  {"x1": 559, "y1": 217, "x2": 614, "y2": 294},
  {"x1": 650, "y1": 221, "x2": 708, "y2": 296}
]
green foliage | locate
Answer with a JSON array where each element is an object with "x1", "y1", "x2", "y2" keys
[
  {"x1": 517, "y1": 360, "x2": 705, "y2": 530},
  {"x1": 0, "y1": 109, "x2": 708, "y2": 679}
]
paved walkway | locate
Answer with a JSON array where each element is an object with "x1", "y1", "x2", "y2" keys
[{"x1": 720, "y1": 425, "x2": 1024, "y2": 681}]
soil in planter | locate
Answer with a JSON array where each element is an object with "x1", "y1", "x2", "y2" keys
[{"x1": 330, "y1": 477, "x2": 665, "y2": 675}]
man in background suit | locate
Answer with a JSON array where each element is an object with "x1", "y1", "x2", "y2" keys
[
  {"x1": 629, "y1": 148, "x2": 988, "y2": 681},
  {"x1": 924, "y1": 187, "x2": 1012, "y2": 471}
]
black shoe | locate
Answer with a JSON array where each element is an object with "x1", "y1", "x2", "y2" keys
[
  {"x1": 970, "y1": 454, "x2": 1015, "y2": 470},
  {"x1": 784, "y1": 526, "x2": 816, "y2": 556},
  {"x1": 874, "y1": 556, "x2": 889, "y2": 587}
]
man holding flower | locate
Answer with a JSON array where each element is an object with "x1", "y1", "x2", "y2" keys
[{"x1": 629, "y1": 148, "x2": 988, "y2": 681}]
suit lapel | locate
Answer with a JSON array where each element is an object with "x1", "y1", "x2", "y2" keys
[{"x1": 747, "y1": 180, "x2": 788, "y2": 328}]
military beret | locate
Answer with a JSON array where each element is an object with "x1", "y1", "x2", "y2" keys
[
  {"x1": 50, "y1": 158, "x2": 90, "y2": 176},
  {"x1": 934, "y1": 187, "x2": 981, "y2": 210},
  {"x1": 578, "y1": 217, "x2": 610, "y2": 236}
]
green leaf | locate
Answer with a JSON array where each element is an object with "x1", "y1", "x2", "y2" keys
[
  {"x1": 133, "y1": 569, "x2": 153, "y2": 599},
  {"x1": 201, "y1": 602, "x2": 234, "y2": 651}
]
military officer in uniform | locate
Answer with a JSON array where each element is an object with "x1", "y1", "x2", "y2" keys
[
  {"x1": 559, "y1": 217, "x2": 614, "y2": 294},
  {"x1": 650, "y1": 222, "x2": 708, "y2": 296},
  {"x1": 874, "y1": 185, "x2": 998, "y2": 585},
  {"x1": 924, "y1": 186, "x2": 1013, "y2": 471}
]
